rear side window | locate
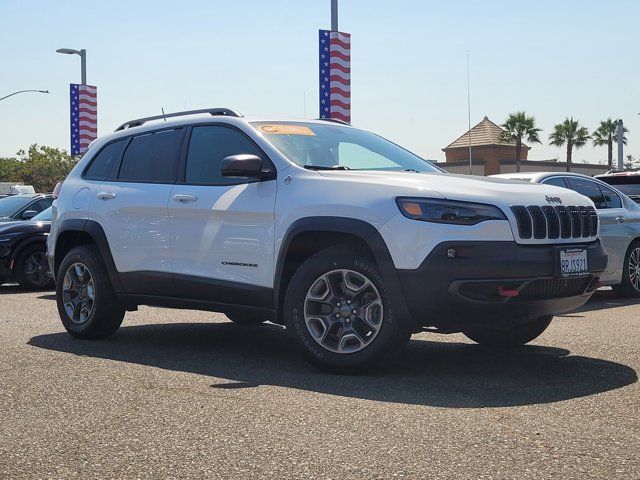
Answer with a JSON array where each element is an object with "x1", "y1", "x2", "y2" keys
[
  {"x1": 185, "y1": 126, "x2": 263, "y2": 185},
  {"x1": 566, "y1": 178, "x2": 607, "y2": 209},
  {"x1": 599, "y1": 184, "x2": 623, "y2": 209},
  {"x1": 84, "y1": 140, "x2": 126, "y2": 180},
  {"x1": 542, "y1": 177, "x2": 569, "y2": 189},
  {"x1": 118, "y1": 129, "x2": 183, "y2": 183}
]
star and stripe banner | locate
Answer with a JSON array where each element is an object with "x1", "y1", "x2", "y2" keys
[
  {"x1": 319, "y1": 29, "x2": 350, "y2": 123},
  {"x1": 70, "y1": 83, "x2": 97, "y2": 155}
]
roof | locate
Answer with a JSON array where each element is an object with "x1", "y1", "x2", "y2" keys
[{"x1": 443, "y1": 116, "x2": 530, "y2": 151}]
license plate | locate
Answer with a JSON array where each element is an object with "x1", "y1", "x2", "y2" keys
[{"x1": 559, "y1": 248, "x2": 588, "y2": 277}]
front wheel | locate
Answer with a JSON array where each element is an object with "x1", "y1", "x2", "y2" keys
[
  {"x1": 15, "y1": 244, "x2": 55, "y2": 290},
  {"x1": 284, "y1": 246, "x2": 410, "y2": 373},
  {"x1": 612, "y1": 241, "x2": 640, "y2": 298},
  {"x1": 463, "y1": 315, "x2": 553, "y2": 348}
]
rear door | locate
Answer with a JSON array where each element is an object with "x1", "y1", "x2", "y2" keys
[
  {"x1": 564, "y1": 177, "x2": 628, "y2": 278},
  {"x1": 89, "y1": 128, "x2": 184, "y2": 295},
  {"x1": 168, "y1": 124, "x2": 277, "y2": 306}
]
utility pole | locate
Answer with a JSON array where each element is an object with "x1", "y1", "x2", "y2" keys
[
  {"x1": 617, "y1": 119, "x2": 624, "y2": 171},
  {"x1": 331, "y1": 0, "x2": 338, "y2": 31}
]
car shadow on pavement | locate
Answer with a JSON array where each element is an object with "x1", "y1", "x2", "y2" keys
[
  {"x1": 28, "y1": 321, "x2": 637, "y2": 408},
  {"x1": 570, "y1": 289, "x2": 640, "y2": 314}
]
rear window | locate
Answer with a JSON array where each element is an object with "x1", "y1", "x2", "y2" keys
[
  {"x1": 118, "y1": 129, "x2": 183, "y2": 183},
  {"x1": 84, "y1": 139, "x2": 127, "y2": 180},
  {"x1": 598, "y1": 176, "x2": 640, "y2": 197}
]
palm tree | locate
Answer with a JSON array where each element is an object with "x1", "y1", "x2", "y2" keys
[
  {"x1": 499, "y1": 112, "x2": 542, "y2": 172},
  {"x1": 549, "y1": 118, "x2": 590, "y2": 172},
  {"x1": 592, "y1": 118, "x2": 628, "y2": 169}
]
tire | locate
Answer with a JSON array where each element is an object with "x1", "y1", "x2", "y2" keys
[
  {"x1": 15, "y1": 243, "x2": 55, "y2": 290},
  {"x1": 612, "y1": 241, "x2": 640, "y2": 298},
  {"x1": 56, "y1": 245, "x2": 125, "y2": 339},
  {"x1": 463, "y1": 315, "x2": 553, "y2": 348},
  {"x1": 226, "y1": 313, "x2": 268, "y2": 325},
  {"x1": 284, "y1": 245, "x2": 410, "y2": 373}
]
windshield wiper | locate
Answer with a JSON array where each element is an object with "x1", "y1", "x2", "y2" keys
[{"x1": 304, "y1": 165, "x2": 351, "y2": 171}]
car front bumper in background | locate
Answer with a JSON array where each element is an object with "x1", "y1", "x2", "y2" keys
[{"x1": 397, "y1": 240, "x2": 608, "y2": 332}]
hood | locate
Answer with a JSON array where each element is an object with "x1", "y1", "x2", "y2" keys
[
  {"x1": 315, "y1": 171, "x2": 595, "y2": 209},
  {"x1": 0, "y1": 220, "x2": 50, "y2": 236}
]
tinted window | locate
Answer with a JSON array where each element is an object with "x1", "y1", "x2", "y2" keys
[
  {"x1": 599, "y1": 184, "x2": 623, "y2": 209},
  {"x1": 32, "y1": 207, "x2": 52, "y2": 221},
  {"x1": 542, "y1": 177, "x2": 569, "y2": 188},
  {"x1": 20, "y1": 198, "x2": 52, "y2": 218},
  {"x1": 85, "y1": 139, "x2": 126, "y2": 180},
  {"x1": 0, "y1": 196, "x2": 32, "y2": 217},
  {"x1": 185, "y1": 126, "x2": 263, "y2": 185},
  {"x1": 118, "y1": 129, "x2": 183, "y2": 183},
  {"x1": 567, "y1": 178, "x2": 607, "y2": 209}
]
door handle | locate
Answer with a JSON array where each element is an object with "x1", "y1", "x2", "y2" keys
[
  {"x1": 173, "y1": 194, "x2": 198, "y2": 203},
  {"x1": 97, "y1": 191, "x2": 116, "y2": 201},
  {"x1": 616, "y1": 216, "x2": 626, "y2": 223}
]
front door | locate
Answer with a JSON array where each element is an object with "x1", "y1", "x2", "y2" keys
[{"x1": 168, "y1": 124, "x2": 277, "y2": 307}]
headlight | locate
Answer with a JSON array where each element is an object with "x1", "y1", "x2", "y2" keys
[{"x1": 396, "y1": 197, "x2": 506, "y2": 225}]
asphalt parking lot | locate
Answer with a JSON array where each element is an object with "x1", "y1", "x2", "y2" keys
[{"x1": 1, "y1": 286, "x2": 638, "y2": 479}]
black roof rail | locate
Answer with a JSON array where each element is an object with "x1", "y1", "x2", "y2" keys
[
  {"x1": 115, "y1": 108, "x2": 243, "y2": 131},
  {"x1": 316, "y1": 117, "x2": 351, "y2": 125}
]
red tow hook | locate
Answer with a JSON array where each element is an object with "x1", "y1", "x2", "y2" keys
[{"x1": 497, "y1": 286, "x2": 520, "y2": 298}]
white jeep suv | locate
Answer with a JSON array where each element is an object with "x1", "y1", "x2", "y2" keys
[{"x1": 48, "y1": 108, "x2": 608, "y2": 372}]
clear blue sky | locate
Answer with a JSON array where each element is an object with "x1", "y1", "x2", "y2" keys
[{"x1": 1, "y1": 0, "x2": 639, "y2": 163}]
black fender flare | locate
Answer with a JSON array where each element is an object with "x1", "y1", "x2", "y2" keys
[
  {"x1": 273, "y1": 217, "x2": 415, "y2": 331},
  {"x1": 10, "y1": 235, "x2": 49, "y2": 268},
  {"x1": 55, "y1": 219, "x2": 124, "y2": 293}
]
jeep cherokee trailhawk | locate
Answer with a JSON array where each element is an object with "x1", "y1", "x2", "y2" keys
[{"x1": 48, "y1": 108, "x2": 608, "y2": 372}]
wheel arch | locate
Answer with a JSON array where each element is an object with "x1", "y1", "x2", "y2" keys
[
  {"x1": 10, "y1": 235, "x2": 49, "y2": 268},
  {"x1": 274, "y1": 217, "x2": 415, "y2": 330},
  {"x1": 54, "y1": 219, "x2": 123, "y2": 293}
]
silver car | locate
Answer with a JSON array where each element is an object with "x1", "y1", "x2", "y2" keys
[{"x1": 493, "y1": 172, "x2": 640, "y2": 297}]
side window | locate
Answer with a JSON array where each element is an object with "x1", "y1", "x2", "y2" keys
[
  {"x1": 599, "y1": 184, "x2": 623, "y2": 209},
  {"x1": 118, "y1": 129, "x2": 183, "y2": 183},
  {"x1": 84, "y1": 139, "x2": 126, "y2": 180},
  {"x1": 20, "y1": 198, "x2": 51, "y2": 218},
  {"x1": 542, "y1": 177, "x2": 569, "y2": 189},
  {"x1": 185, "y1": 126, "x2": 263, "y2": 185},
  {"x1": 566, "y1": 178, "x2": 607, "y2": 209}
]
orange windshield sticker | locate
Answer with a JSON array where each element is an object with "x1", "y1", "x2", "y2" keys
[{"x1": 258, "y1": 124, "x2": 316, "y2": 136}]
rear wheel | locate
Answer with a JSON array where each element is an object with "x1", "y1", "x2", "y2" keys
[
  {"x1": 612, "y1": 241, "x2": 640, "y2": 298},
  {"x1": 56, "y1": 245, "x2": 125, "y2": 339},
  {"x1": 284, "y1": 246, "x2": 410, "y2": 373},
  {"x1": 15, "y1": 244, "x2": 54, "y2": 290},
  {"x1": 463, "y1": 315, "x2": 553, "y2": 348}
]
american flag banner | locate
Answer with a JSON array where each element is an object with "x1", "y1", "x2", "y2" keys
[
  {"x1": 70, "y1": 84, "x2": 97, "y2": 155},
  {"x1": 319, "y1": 29, "x2": 350, "y2": 123}
]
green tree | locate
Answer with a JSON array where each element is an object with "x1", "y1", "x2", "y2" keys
[
  {"x1": 499, "y1": 111, "x2": 542, "y2": 172},
  {"x1": 0, "y1": 145, "x2": 77, "y2": 192},
  {"x1": 624, "y1": 154, "x2": 638, "y2": 170},
  {"x1": 549, "y1": 118, "x2": 590, "y2": 172},
  {"x1": 592, "y1": 118, "x2": 628, "y2": 169}
]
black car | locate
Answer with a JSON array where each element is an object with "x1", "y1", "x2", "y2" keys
[
  {"x1": 0, "y1": 194, "x2": 53, "y2": 222},
  {"x1": 0, "y1": 207, "x2": 53, "y2": 289}
]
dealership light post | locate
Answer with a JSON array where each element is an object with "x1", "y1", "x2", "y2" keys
[
  {"x1": 0, "y1": 89, "x2": 49, "y2": 102},
  {"x1": 331, "y1": 0, "x2": 338, "y2": 30},
  {"x1": 617, "y1": 119, "x2": 624, "y2": 171},
  {"x1": 56, "y1": 48, "x2": 87, "y2": 85}
]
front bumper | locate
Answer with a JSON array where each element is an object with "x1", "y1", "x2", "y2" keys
[{"x1": 397, "y1": 240, "x2": 607, "y2": 331}]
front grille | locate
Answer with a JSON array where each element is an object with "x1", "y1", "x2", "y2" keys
[
  {"x1": 519, "y1": 276, "x2": 594, "y2": 299},
  {"x1": 510, "y1": 205, "x2": 598, "y2": 240}
]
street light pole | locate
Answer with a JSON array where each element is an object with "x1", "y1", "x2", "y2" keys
[
  {"x1": 0, "y1": 89, "x2": 50, "y2": 102},
  {"x1": 617, "y1": 119, "x2": 624, "y2": 171},
  {"x1": 56, "y1": 48, "x2": 87, "y2": 85},
  {"x1": 331, "y1": 0, "x2": 338, "y2": 31}
]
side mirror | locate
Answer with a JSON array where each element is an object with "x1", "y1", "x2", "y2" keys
[
  {"x1": 21, "y1": 210, "x2": 38, "y2": 220},
  {"x1": 221, "y1": 154, "x2": 271, "y2": 179}
]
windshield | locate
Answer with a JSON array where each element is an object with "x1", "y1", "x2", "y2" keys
[
  {"x1": 0, "y1": 196, "x2": 31, "y2": 217},
  {"x1": 32, "y1": 206, "x2": 52, "y2": 221},
  {"x1": 251, "y1": 122, "x2": 442, "y2": 173}
]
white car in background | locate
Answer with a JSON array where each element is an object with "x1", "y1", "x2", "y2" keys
[{"x1": 494, "y1": 172, "x2": 640, "y2": 297}]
